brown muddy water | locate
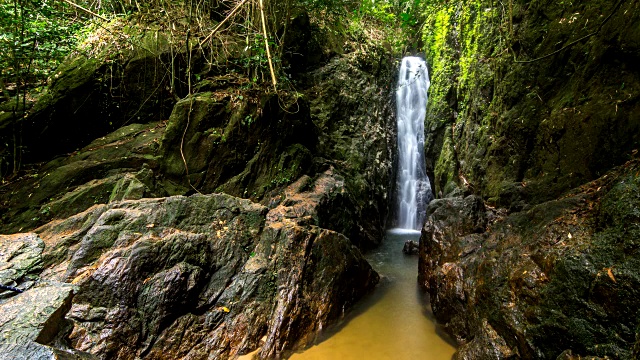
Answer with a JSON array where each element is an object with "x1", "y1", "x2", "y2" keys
[{"x1": 289, "y1": 229, "x2": 455, "y2": 360}]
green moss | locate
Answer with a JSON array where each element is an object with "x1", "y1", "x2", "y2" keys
[
  {"x1": 599, "y1": 173, "x2": 640, "y2": 229},
  {"x1": 422, "y1": 0, "x2": 640, "y2": 205},
  {"x1": 434, "y1": 132, "x2": 457, "y2": 195}
]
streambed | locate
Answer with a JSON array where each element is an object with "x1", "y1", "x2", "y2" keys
[{"x1": 290, "y1": 230, "x2": 455, "y2": 360}]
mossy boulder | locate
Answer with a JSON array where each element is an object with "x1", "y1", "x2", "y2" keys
[
  {"x1": 31, "y1": 191, "x2": 377, "y2": 359},
  {"x1": 0, "y1": 21, "x2": 181, "y2": 171},
  {"x1": 158, "y1": 89, "x2": 317, "y2": 200},
  {"x1": 0, "y1": 122, "x2": 164, "y2": 234},
  {"x1": 419, "y1": 158, "x2": 640, "y2": 359}
]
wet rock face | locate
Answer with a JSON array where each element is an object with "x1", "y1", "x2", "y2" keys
[
  {"x1": 1, "y1": 283, "x2": 79, "y2": 358},
  {"x1": 0, "y1": 233, "x2": 43, "y2": 289},
  {"x1": 420, "y1": 159, "x2": 640, "y2": 359},
  {"x1": 0, "y1": 164, "x2": 379, "y2": 360},
  {"x1": 29, "y1": 180, "x2": 377, "y2": 359},
  {"x1": 0, "y1": 233, "x2": 96, "y2": 359},
  {"x1": 302, "y1": 53, "x2": 396, "y2": 249},
  {"x1": 424, "y1": 0, "x2": 640, "y2": 205}
]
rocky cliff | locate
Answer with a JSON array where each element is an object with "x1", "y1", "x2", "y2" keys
[
  {"x1": 420, "y1": 0, "x2": 640, "y2": 358},
  {"x1": 424, "y1": 0, "x2": 639, "y2": 205}
]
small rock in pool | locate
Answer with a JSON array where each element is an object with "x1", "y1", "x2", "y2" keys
[{"x1": 402, "y1": 240, "x2": 419, "y2": 255}]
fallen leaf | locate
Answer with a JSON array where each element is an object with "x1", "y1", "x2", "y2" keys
[
  {"x1": 146, "y1": 223, "x2": 155, "y2": 228},
  {"x1": 607, "y1": 268, "x2": 616, "y2": 283},
  {"x1": 567, "y1": 232, "x2": 572, "y2": 239}
]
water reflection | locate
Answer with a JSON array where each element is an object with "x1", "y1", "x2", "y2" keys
[{"x1": 290, "y1": 231, "x2": 455, "y2": 360}]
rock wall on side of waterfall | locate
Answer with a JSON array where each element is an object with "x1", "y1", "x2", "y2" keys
[
  {"x1": 420, "y1": 1, "x2": 640, "y2": 359},
  {"x1": 423, "y1": 0, "x2": 639, "y2": 207},
  {"x1": 420, "y1": 158, "x2": 640, "y2": 359}
]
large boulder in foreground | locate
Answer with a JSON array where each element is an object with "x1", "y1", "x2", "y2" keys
[
  {"x1": 18, "y1": 173, "x2": 377, "y2": 359},
  {"x1": 420, "y1": 158, "x2": 640, "y2": 359}
]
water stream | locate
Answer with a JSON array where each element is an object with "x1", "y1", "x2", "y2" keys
[
  {"x1": 290, "y1": 231, "x2": 455, "y2": 360},
  {"x1": 291, "y1": 57, "x2": 452, "y2": 359}
]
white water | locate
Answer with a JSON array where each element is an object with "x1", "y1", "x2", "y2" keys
[{"x1": 396, "y1": 56, "x2": 432, "y2": 230}]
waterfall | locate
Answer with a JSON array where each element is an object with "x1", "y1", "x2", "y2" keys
[{"x1": 395, "y1": 56, "x2": 432, "y2": 231}]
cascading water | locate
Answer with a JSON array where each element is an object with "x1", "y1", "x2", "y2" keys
[{"x1": 395, "y1": 56, "x2": 432, "y2": 231}]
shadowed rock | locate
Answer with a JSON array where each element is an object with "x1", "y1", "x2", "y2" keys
[
  {"x1": 402, "y1": 240, "x2": 419, "y2": 255},
  {"x1": 419, "y1": 159, "x2": 640, "y2": 359}
]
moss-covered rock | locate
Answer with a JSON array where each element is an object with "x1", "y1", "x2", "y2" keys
[
  {"x1": 0, "y1": 282, "x2": 97, "y2": 359},
  {"x1": 158, "y1": 88, "x2": 318, "y2": 199},
  {"x1": 301, "y1": 47, "x2": 397, "y2": 247},
  {"x1": 0, "y1": 21, "x2": 182, "y2": 171},
  {"x1": 423, "y1": 0, "x2": 640, "y2": 206},
  {"x1": 419, "y1": 158, "x2": 640, "y2": 359},
  {"x1": 0, "y1": 233, "x2": 96, "y2": 359},
  {"x1": 0, "y1": 122, "x2": 164, "y2": 234},
  {"x1": 0, "y1": 233, "x2": 43, "y2": 291}
]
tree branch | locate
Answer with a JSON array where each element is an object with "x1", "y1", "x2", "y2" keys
[
  {"x1": 62, "y1": 0, "x2": 109, "y2": 21},
  {"x1": 199, "y1": 0, "x2": 249, "y2": 47},
  {"x1": 258, "y1": 0, "x2": 277, "y2": 90}
]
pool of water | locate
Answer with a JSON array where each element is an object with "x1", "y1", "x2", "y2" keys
[{"x1": 289, "y1": 230, "x2": 456, "y2": 360}]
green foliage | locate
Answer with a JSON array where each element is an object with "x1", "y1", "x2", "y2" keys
[
  {"x1": 342, "y1": 0, "x2": 429, "y2": 52},
  {"x1": 0, "y1": 0, "x2": 84, "y2": 88},
  {"x1": 358, "y1": 0, "x2": 397, "y2": 23},
  {"x1": 302, "y1": 0, "x2": 358, "y2": 18},
  {"x1": 237, "y1": 33, "x2": 282, "y2": 83},
  {"x1": 354, "y1": 0, "x2": 425, "y2": 26}
]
